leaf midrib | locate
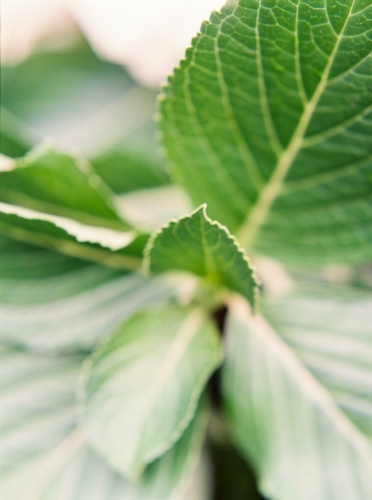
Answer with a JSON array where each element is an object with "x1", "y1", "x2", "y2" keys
[{"x1": 237, "y1": 0, "x2": 357, "y2": 251}]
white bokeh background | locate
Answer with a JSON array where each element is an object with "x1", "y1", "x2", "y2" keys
[{"x1": 1, "y1": 0, "x2": 226, "y2": 87}]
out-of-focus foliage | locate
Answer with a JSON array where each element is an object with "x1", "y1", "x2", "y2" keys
[{"x1": 0, "y1": 1, "x2": 371, "y2": 500}]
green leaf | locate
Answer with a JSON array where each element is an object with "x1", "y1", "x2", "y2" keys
[
  {"x1": 0, "y1": 145, "x2": 125, "y2": 229},
  {"x1": 0, "y1": 203, "x2": 142, "y2": 271},
  {"x1": 223, "y1": 294, "x2": 372, "y2": 500},
  {"x1": 1, "y1": 41, "x2": 160, "y2": 159},
  {"x1": 0, "y1": 108, "x2": 30, "y2": 158},
  {"x1": 145, "y1": 205, "x2": 259, "y2": 308},
  {"x1": 0, "y1": 235, "x2": 175, "y2": 353},
  {"x1": 160, "y1": 0, "x2": 372, "y2": 265},
  {"x1": 0, "y1": 346, "x2": 209, "y2": 500},
  {"x1": 92, "y1": 149, "x2": 170, "y2": 194},
  {"x1": 80, "y1": 304, "x2": 222, "y2": 479},
  {"x1": 263, "y1": 285, "x2": 372, "y2": 441}
]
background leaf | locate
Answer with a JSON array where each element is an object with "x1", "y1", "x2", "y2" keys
[
  {"x1": 145, "y1": 205, "x2": 259, "y2": 307},
  {"x1": 0, "y1": 145, "x2": 125, "y2": 229},
  {"x1": 160, "y1": 0, "x2": 372, "y2": 265},
  {"x1": 80, "y1": 304, "x2": 222, "y2": 479},
  {"x1": 223, "y1": 295, "x2": 372, "y2": 500}
]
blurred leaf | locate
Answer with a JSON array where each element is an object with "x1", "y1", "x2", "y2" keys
[
  {"x1": 92, "y1": 150, "x2": 169, "y2": 194},
  {"x1": 0, "y1": 235, "x2": 175, "y2": 353},
  {"x1": 160, "y1": 0, "x2": 372, "y2": 265},
  {"x1": 0, "y1": 345, "x2": 209, "y2": 500},
  {"x1": 0, "y1": 108, "x2": 30, "y2": 158},
  {"x1": 1, "y1": 41, "x2": 160, "y2": 159},
  {"x1": 0, "y1": 145, "x2": 125, "y2": 229},
  {"x1": 0, "y1": 203, "x2": 142, "y2": 271},
  {"x1": 80, "y1": 305, "x2": 222, "y2": 479},
  {"x1": 145, "y1": 205, "x2": 259, "y2": 308},
  {"x1": 263, "y1": 286, "x2": 372, "y2": 441},
  {"x1": 223, "y1": 295, "x2": 372, "y2": 500}
]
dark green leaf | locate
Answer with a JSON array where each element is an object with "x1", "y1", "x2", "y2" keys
[{"x1": 160, "y1": 0, "x2": 372, "y2": 265}]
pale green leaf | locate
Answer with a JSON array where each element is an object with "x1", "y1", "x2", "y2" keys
[
  {"x1": 223, "y1": 295, "x2": 372, "y2": 500},
  {"x1": 144, "y1": 205, "x2": 259, "y2": 307},
  {"x1": 0, "y1": 203, "x2": 142, "y2": 271},
  {"x1": 263, "y1": 286, "x2": 372, "y2": 441},
  {"x1": 0, "y1": 346, "x2": 209, "y2": 500},
  {"x1": 0, "y1": 144, "x2": 125, "y2": 229},
  {"x1": 0, "y1": 235, "x2": 175, "y2": 353},
  {"x1": 160, "y1": 0, "x2": 372, "y2": 265},
  {"x1": 80, "y1": 304, "x2": 222, "y2": 479},
  {"x1": 1, "y1": 42, "x2": 159, "y2": 159}
]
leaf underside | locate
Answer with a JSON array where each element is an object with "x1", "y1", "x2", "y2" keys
[
  {"x1": 80, "y1": 304, "x2": 222, "y2": 479},
  {"x1": 0, "y1": 345, "x2": 207, "y2": 500},
  {"x1": 223, "y1": 293, "x2": 372, "y2": 500},
  {"x1": 160, "y1": 0, "x2": 372, "y2": 265}
]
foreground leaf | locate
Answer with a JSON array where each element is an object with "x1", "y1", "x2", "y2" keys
[
  {"x1": 80, "y1": 304, "x2": 222, "y2": 479},
  {"x1": 145, "y1": 205, "x2": 259, "y2": 308},
  {"x1": 0, "y1": 346, "x2": 209, "y2": 500},
  {"x1": 160, "y1": 0, "x2": 372, "y2": 265},
  {"x1": 0, "y1": 235, "x2": 175, "y2": 353},
  {"x1": 223, "y1": 296, "x2": 372, "y2": 500}
]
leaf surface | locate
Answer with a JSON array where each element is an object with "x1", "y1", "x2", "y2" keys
[
  {"x1": 223, "y1": 294, "x2": 372, "y2": 500},
  {"x1": 0, "y1": 235, "x2": 175, "y2": 353},
  {"x1": 0, "y1": 346, "x2": 208, "y2": 500},
  {"x1": 80, "y1": 304, "x2": 222, "y2": 479},
  {"x1": 0, "y1": 145, "x2": 125, "y2": 229},
  {"x1": 1, "y1": 42, "x2": 159, "y2": 159},
  {"x1": 145, "y1": 205, "x2": 259, "y2": 307},
  {"x1": 160, "y1": 0, "x2": 372, "y2": 265},
  {"x1": 0, "y1": 203, "x2": 143, "y2": 271}
]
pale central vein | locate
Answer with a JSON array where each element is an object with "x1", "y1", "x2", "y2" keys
[{"x1": 237, "y1": 1, "x2": 356, "y2": 250}]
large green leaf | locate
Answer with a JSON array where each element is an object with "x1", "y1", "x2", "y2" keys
[
  {"x1": 0, "y1": 235, "x2": 175, "y2": 354},
  {"x1": 144, "y1": 205, "x2": 259, "y2": 307},
  {"x1": 80, "y1": 304, "x2": 222, "y2": 479},
  {"x1": 160, "y1": 0, "x2": 372, "y2": 265},
  {"x1": 223, "y1": 293, "x2": 372, "y2": 500},
  {"x1": 0, "y1": 346, "x2": 209, "y2": 500}
]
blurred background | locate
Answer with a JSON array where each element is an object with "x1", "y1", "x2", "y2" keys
[{"x1": 0, "y1": 1, "x2": 266, "y2": 498}]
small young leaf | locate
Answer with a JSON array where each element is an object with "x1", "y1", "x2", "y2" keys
[
  {"x1": 223, "y1": 296, "x2": 372, "y2": 500},
  {"x1": 145, "y1": 205, "x2": 259, "y2": 308},
  {"x1": 160, "y1": 0, "x2": 372, "y2": 265},
  {"x1": 79, "y1": 304, "x2": 222, "y2": 479}
]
